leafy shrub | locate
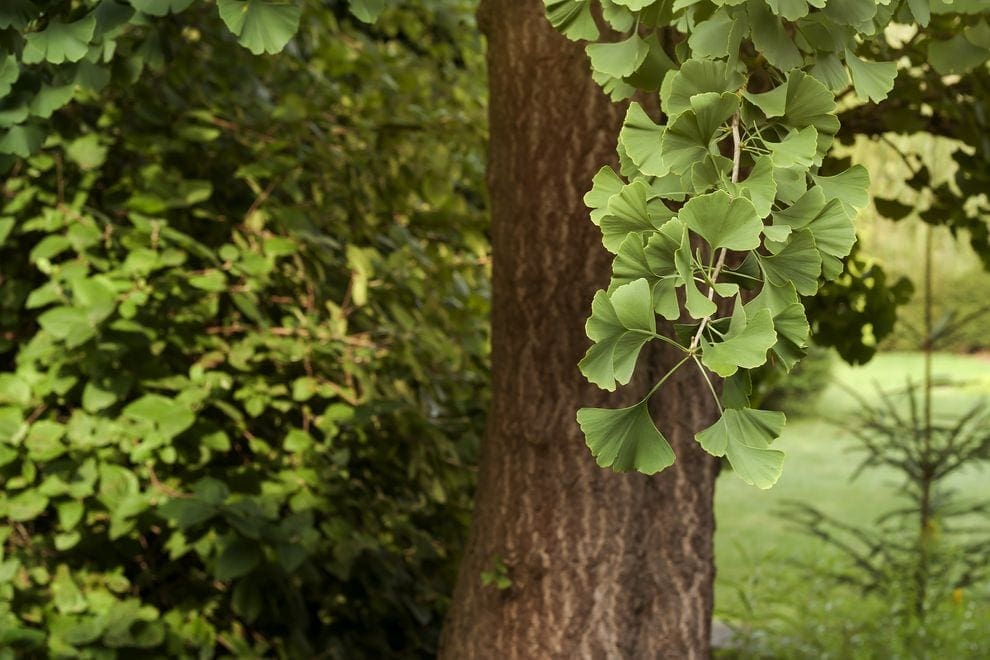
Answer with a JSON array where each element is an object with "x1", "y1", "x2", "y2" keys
[{"x1": 0, "y1": 3, "x2": 487, "y2": 657}]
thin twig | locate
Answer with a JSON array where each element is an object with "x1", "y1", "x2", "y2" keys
[{"x1": 690, "y1": 113, "x2": 742, "y2": 350}]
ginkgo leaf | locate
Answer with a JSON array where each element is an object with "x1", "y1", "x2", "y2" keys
[
  {"x1": 784, "y1": 71, "x2": 839, "y2": 155},
  {"x1": 695, "y1": 407, "x2": 786, "y2": 489},
  {"x1": 577, "y1": 402, "x2": 676, "y2": 474},
  {"x1": 688, "y1": 9, "x2": 735, "y2": 59},
  {"x1": 844, "y1": 49, "x2": 897, "y2": 103},
  {"x1": 759, "y1": 229, "x2": 822, "y2": 295},
  {"x1": 218, "y1": 0, "x2": 301, "y2": 55},
  {"x1": 545, "y1": 0, "x2": 599, "y2": 41},
  {"x1": 768, "y1": 0, "x2": 809, "y2": 21},
  {"x1": 811, "y1": 165, "x2": 871, "y2": 211},
  {"x1": 611, "y1": 223, "x2": 683, "y2": 320},
  {"x1": 579, "y1": 279, "x2": 656, "y2": 391},
  {"x1": 661, "y1": 92, "x2": 738, "y2": 175},
  {"x1": 619, "y1": 103, "x2": 666, "y2": 177},
  {"x1": 675, "y1": 231, "x2": 717, "y2": 319},
  {"x1": 679, "y1": 190, "x2": 762, "y2": 251},
  {"x1": 767, "y1": 126, "x2": 818, "y2": 168},
  {"x1": 662, "y1": 58, "x2": 745, "y2": 116},
  {"x1": 599, "y1": 180, "x2": 672, "y2": 252},
  {"x1": 22, "y1": 15, "x2": 96, "y2": 65},
  {"x1": 0, "y1": 0, "x2": 39, "y2": 30},
  {"x1": 823, "y1": 0, "x2": 877, "y2": 26},
  {"x1": 0, "y1": 56, "x2": 19, "y2": 98},
  {"x1": 29, "y1": 85, "x2": 75, "y2": 119},
  {"x1": 348, "y1": 0, "x2": 387, "y2": 23},
  {"x1": 0, "y1": 124, "x2": 43, "y2": 157},
  {"x1": 131, "y1": 0, "x2": 195, "y2": 16},
  {"x1": 587, "y1": 34, "x2": 650, "y2": 79},
  {"x1": 743, "y1": 85, "x2": 787, "y2": 118},
  {"x1": 729, "y1": 156, "x2": 776, "y2": 218},
  {"x1": 701, "y1": 305, "x2": 776, "y2": 377},
  {"x1": 748, "y1": 0, "x2": 802, "y2": 70},
  {"x1": 585, "y1": 166, "x2": 625, "y2": 225},
  {"x1": 907, "y1": 0, "x2": 930, "y2": 26},
  {"x1": 810, "y1": 52, "x2": 850, "y2": 91}
]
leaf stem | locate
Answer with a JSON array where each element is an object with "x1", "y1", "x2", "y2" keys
[
  {"x1": 690, "y1": 112, "x2": 741, "y2": 351},
  {"x1": 640, "y1": 354, "x2": 693, "y2": 404},
  {"x1": 692, "y1": 356, "x2": 724, "y2": 414}
]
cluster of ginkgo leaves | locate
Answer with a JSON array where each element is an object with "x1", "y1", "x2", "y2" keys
[{"x1": 544, "y1": 0, "x2": 985, "y2": 488}]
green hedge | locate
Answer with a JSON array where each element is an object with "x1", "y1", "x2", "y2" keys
[{"x1": 0, "y1": 3, "x2": 488, "y2": 657}]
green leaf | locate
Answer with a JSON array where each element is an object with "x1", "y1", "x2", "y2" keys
[
  {"x1": 768, "y1": 0, "x2": 809, "y2": 20},
  {"x1": 688, "y1": 9, "x2": 735, "y2": 59},
  {"x1": 52, "y1": 566, "x2": 88, "y2": 614},
  {"x1": 907, "y1": 0, "x2": 930, "y2": 26},
  {"x1": 0, "y1": 124, "x2": 43, "y2": 157},
  {"x1": 729, "y1": 156, "x2": 776, "y2": 218},
  {"x1": 748, "y1": 0, "x2": 802, "y2": 70},
  {"x1": 680, "y1": 190, "x2": 762, "y2": 251},
  {"x1": 218, "y1": 0, "x2": 302, "y2": 55},
  {"x1": 661, "y1": 92, "x2": 738, "y2": 175},
  {"x1": 611, "y1": 227, "x2": 682, "y2": 320},
  {"x1": 701, "y1": 305, "x2": 777, "y2": 376},
  {"x1": 348, "y1": 0, "x2": 387, "y2": 22},
  {"x1": 215, "y1": 539, "x2": 262, "y2": 581},
  {"x1": 743, "y1": 84, "x2": 787, "y2": 119},
  {"x1": 579, "y1": 279, "x2": 656, "y2": 391},
  {"x1": 577, "y1": 402, "x2": 676, "y2": 474},
  {"x1": 131, "y1": 0, "x2": 194, "y2": 15},
  {"x1": 758, "y1": 229, "x2": 822, "y2": 295},
  {"x1": 822, "y1": 0, "x2": 877, "y2": 26},
  {"x1": 29, "y1": 85, "x2": 75, "y2": 119},
  {"x1": 599, "y1": 180, "x2": 671, "y2": 252},
  {"x1": 783, "y1": 71, "x2": 839, "y2": 156},
  {"x1": 675, "y1": 229, "x2": 717, "y2": 319},
  {"x1": 587, "y1": 34, "x2": 650, "y2": 79},
  {"x1": 767, "y1": 126, "x2": 818, "y2": 168},
  {"x1": 0, "y1": 0, "x2": 39, "y2": 30},
  {"x1": 619, "y1": 103, "x2": 665, "y2": 176},
  {"x1": 844, "y1": 49, "x2": 896, "y2": 103},
  {"x1": 811, "y1": 164, "x2": 871, "y2": 211},
  {"x1": 6, "y1": 490, "x2": 48, "y2": 521},
  {"x1": 662, "y1": 58, "x2": 744, "y2": 116},
  {"x1": 695, "y1": 408, "x2": 786, "y2": 488},
  {"x1": 545, "y1": 0, "x2": 599, "y2": 42},
  {"x1": 21, "y1": 15, "x2": 97, "y2": 64},
  {"x1": 0, "y1": 56, "x2": 19, "y2": 98},
  {"x1": 585, "y1": 167, "x2": 625, "y2": 225},
  {"x1": 38, "y1": 307, "x2": 96, "y2": 347}
]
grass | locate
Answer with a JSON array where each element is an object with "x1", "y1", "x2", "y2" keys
[{"x1": 714, "y1": 352, "x2": 990, "y2": 621}]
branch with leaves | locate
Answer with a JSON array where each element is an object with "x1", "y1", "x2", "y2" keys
[{"x1": 547, "y1": 0, "x2": 990, "y2": 488}]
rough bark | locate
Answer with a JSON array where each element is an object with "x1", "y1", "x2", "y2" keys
[{"x1": 439, "y1": 2, "x2": 720, "y2": 658}]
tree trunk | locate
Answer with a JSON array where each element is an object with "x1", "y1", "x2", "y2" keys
[{"x1": 439, "y1": 2, "x2": 720, "y2": 658}]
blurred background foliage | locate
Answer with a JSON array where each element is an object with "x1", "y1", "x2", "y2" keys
[{"x1": 0, "y1": 1, "x2": 488, "y2": 657}]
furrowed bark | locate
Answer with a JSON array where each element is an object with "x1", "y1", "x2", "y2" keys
[{"x1": 439, "y1": 3, "x2": 720, "y2": 658}]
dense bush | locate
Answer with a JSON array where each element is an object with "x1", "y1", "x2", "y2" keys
[{"x1": 0, "y1": 3, "x2": 488, "y2": 657}]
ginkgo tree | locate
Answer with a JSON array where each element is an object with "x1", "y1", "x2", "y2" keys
[{"x1": 546, "y1": 0, "x2": 990, "y2": 489}]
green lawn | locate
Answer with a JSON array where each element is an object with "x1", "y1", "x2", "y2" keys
[{"x1": 714, "y1": 352, "x2": 990, "y2": 620}]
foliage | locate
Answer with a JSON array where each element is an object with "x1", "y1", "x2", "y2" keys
[
  {"x1": 759, "y1": 228, "x2": 990, "y2": 653},
  {"x1": 0, "y1": 1, "x2": 488, "y2": 657},
  {"x1": 545, "y1": 0, "x2": 990, "y2": 488}
]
